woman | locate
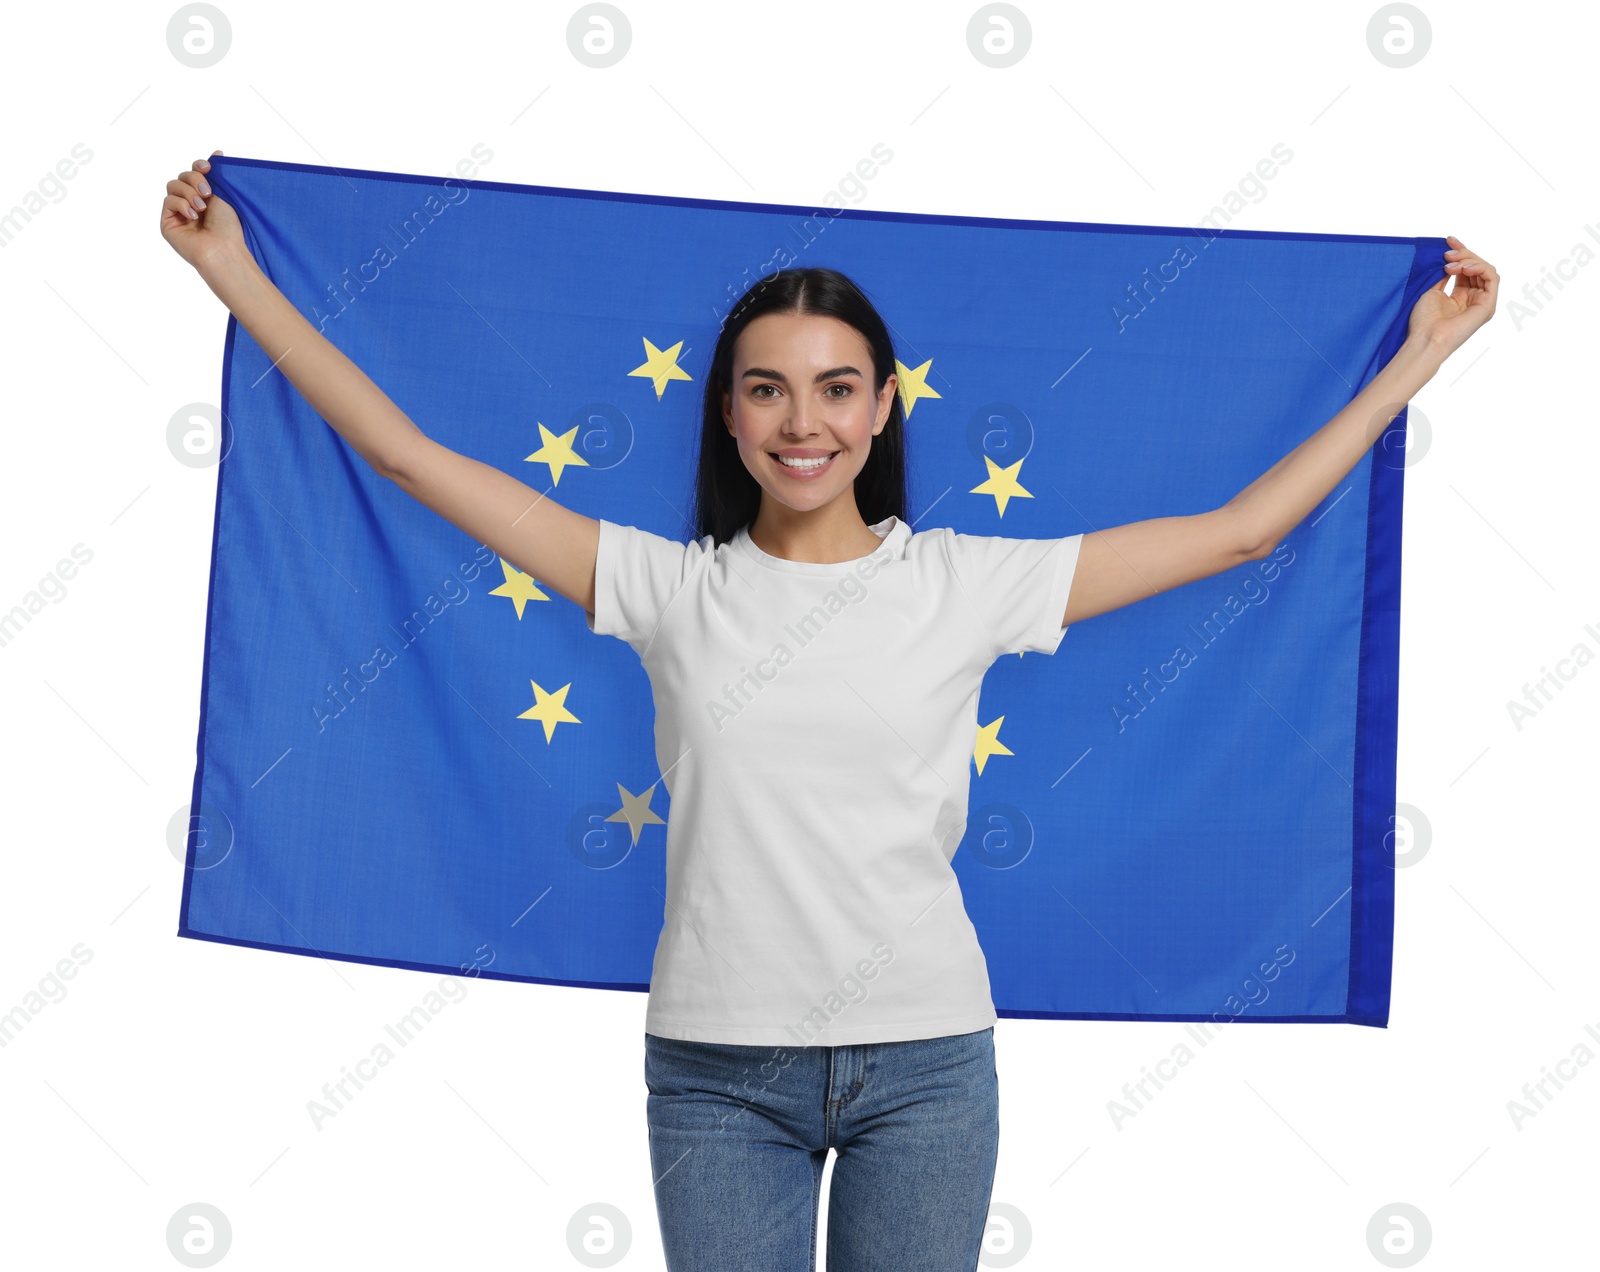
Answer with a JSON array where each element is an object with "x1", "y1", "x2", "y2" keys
[{"x1": 162, "y1": 151, "x2": 1496, "y2": 1271}]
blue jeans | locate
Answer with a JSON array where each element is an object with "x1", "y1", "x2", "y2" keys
[{"x1": 643, "y1": 1026, "x2": 1000, "y2": 1271}]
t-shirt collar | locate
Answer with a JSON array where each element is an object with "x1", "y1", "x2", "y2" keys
[{"x1": 731, "y1": 515, "x2": 908, "y2": 575}]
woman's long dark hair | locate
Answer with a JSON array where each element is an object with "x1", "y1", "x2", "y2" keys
[{"x1": 691, "y1": 267, "x2": 908, "y2": 546}]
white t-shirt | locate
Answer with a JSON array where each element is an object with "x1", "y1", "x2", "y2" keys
[{"x1": 586, "y1": 513, "x2": 1084, "y2": 1046}]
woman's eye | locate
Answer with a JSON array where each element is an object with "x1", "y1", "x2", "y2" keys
[
  {"x1": 753, "y1": 385, "x2": 777, "y2": 399},
  {"x1": 826, "y1": 384, "x2": 852, "y2": 398}
]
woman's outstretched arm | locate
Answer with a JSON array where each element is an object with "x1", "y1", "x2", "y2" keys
[
  {"x1": 161, "y1": 151, "x2": 601, "y2": 617},
  {"x1": 1062, "y1": 236, "x2": 1498, "y2": 627}
]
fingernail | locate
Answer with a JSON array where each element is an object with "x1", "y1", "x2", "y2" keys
[
  {"x1": 185, "y1": 205, "x2": 197, "y2": 220},
  {"x1": 198, "y1": 180, "x2": 211, "y2": 195},
  {"x1": 192, "y1": 196, "x2": 205, "y2": 211}
]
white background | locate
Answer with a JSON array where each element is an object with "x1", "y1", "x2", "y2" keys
[{"x1": 1, "y1": 1, "x2": 1592, "y2": 1268}]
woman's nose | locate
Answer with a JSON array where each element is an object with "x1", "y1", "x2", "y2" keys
[{"x1": 782, "y1": 405, "x2": 821, "y2": 436}]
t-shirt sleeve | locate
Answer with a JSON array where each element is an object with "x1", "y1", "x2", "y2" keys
[
  {"x1": 585, "y1": 518, "x2": 707, "y2": 652},
  {"x1": 943, "y1": 530, "x2": 1085, "y2": 658}
]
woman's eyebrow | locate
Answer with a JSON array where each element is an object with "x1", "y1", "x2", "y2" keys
[{"x1": 740, "y1": 365, "x2": 863, "y2": 384}]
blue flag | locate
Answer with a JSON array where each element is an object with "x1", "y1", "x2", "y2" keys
[{"x1": 183, "y1": 153, "x2": 1442, "y2": 1027}]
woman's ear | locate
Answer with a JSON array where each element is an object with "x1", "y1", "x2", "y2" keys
[{"x1": 875, "y1": 373, "x2": 898, "y2": 432}]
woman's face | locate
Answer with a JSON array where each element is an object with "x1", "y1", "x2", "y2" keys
[{"x1": 722, "y1": 312, "x2": 897, "y2": 516}]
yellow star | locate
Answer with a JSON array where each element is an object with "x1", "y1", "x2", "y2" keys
[
  {"x1": 606, "y1": 782, "x2": 668, "y2": 846},
  {"x1": 970, "y1": 454, "x2": 1034, "y2": 517},
  {"x1": 516, "y1": 679, "x2": 580, "y2": 743},
  {"x1": 488, "y1": 557, "x2": 549, "y2": 619},
  {"x1": 973, "y1": 715, "x2": 1015, "y2": 776},
  {"x1": 524, "y1": 422, "x2": 589, "y2": 487},
  {"x1": 628, "y1": 337, "x2": 695, "y2": 400},
  {"x1": 894, "y1": 357, "x2": 942, "y2": 418}
]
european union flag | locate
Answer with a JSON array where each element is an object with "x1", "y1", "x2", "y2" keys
[{"x1": 183, "y1": 153, "x2": 1443, "y2": 1027}]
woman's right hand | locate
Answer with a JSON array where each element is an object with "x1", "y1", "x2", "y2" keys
[{"x1": 161, "y1": 150, "x2": 248, "y2": 274}]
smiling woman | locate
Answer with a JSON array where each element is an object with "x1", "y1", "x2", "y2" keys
[{"x1": 161, "y1": 145, "x2": 1498, "y2": 1269}]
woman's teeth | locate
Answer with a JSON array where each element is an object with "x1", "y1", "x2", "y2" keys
[{"x1": 775, "y1": 452, "x2": 838, "y2": 470}]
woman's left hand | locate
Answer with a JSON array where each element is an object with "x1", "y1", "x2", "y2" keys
[{"x1": 1408, "y1": 234, "x2": 1498, "y2": 354}]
